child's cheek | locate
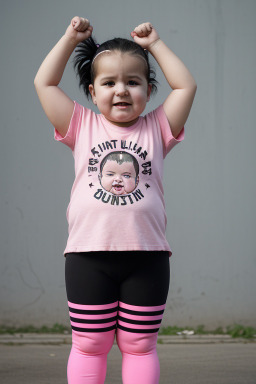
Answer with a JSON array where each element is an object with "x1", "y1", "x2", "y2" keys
[{"x1": 125, "y1": 178, "x2": 136, "y2": 192}]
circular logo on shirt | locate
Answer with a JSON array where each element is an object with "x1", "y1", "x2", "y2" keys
[{"x1": 88, "y1": 139, "x2": 152, "y2": 205}]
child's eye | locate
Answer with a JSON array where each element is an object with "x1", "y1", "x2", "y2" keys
[
  {"x1": 123, "y1": 174, "x2": 131, "y2": 179},
  {"x1": 128, "y1": 80, "x2": 139, "y2": 86},
  {"x1": 104, "y1": 81, "x2": 115, "y2": 87}
]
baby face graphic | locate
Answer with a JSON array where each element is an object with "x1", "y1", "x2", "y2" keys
[{"x1": 99, "y1": 152, "x2": 139, "y2": 195}]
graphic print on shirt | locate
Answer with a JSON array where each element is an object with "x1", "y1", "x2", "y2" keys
[
  {"x1": 87, "y1": 139, "x2": 152, "y2": 205},
  {"x1": 99, "y1": 151, "x2": 139, "y2": 195}
]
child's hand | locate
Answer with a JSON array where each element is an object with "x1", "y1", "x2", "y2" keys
[
  {"x1": 131, "y1": 22, "x2": 160, "y2": 50},
  {"x1": 65, "y1": 17, "x2": 93, "y2": 43}
]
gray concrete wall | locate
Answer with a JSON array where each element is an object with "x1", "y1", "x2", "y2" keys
[{"x1": 1, "y1": 0, "x2": 255, "y2": 328}]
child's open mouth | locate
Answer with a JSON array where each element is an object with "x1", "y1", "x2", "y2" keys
[
  {"x1": 113, "y1": 102, "x2": 131, "y2": 108},
  {"x1": 113, "y1": 184, "x2": 123, "y2": 191}
]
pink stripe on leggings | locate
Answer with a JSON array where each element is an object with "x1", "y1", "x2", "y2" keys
[
  {"x1": 70, "y1": 312, "x2": 117, "y2": 320},
  {"x1": 118, "y1": 312, "x2": 163, "y2": 321},
  {"x1": 119, "y1": 302, "x2": 166, "y2": 312},
  {"x1": 68, "y1": 301, "x2": 118, "y2": 310},
  {"x1": 70, "y1": 320, "x2": 117, "y2": 329},
  {"x1": 118, "y1": 320, "x2": 160, "y2": 330}
]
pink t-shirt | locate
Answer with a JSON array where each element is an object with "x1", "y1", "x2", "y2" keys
[{"x1": 55, "y1": 102, "x2": 184, "y2": 255}]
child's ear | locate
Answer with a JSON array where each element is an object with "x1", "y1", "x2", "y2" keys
[
  {"x1": 135, "y1": 175, "x2": 139, "y2": 188},
  {"x1": 89, "y1": 84, "x2": 97, "y2": 105},
  {"x1": 147, "y1": 84, "x2": 152, "y2": 102}
]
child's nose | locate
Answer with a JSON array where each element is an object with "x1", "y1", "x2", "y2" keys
[
  {"x1": 114, "y1": 175, "x2": 122, "y2": 182},
  {"x1": 115, "y1": 83, "x2": 128, "y2": 96}
]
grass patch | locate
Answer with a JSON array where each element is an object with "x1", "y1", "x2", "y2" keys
[
  {"x1": 159, "y1": 325, "x2": 194, "y2": 335},
  {"x1": 159, "y1": 324, "x2": 256, "y2": 339},
  {"x1": 226, "y1": 324, "x2": 256, "y2": 339},
  {"x1": 0, "y1": 323, "x2": 71, "y2": 335}
]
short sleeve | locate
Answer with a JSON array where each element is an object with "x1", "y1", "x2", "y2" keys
[
  {"x1": 154, "y1": 105, "x2": 185, "y2": 158},
  {"x1": 54, "y1": 101, "x2": 83, "y2": 151}
]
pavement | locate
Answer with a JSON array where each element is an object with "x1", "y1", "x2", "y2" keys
[{"x1": 0, "y1": 333, "x2": 255, "y2": 383}]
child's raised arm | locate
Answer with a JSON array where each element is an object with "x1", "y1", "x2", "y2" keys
[
  {"x1": 131, "y1": 23, "x2": 197, "y2": 139},
  {"x1": 34, "y1": 17, "x2": 93, "y2": 137}
]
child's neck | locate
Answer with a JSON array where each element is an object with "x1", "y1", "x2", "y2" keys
[{"x1": 103, "y1": 116, "x2": 140, "y2": 128}]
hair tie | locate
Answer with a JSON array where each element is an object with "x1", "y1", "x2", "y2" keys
[
  {"x1": 92, "y1": 50, "x2": 111, "y2": 65},
  {"x1": 96, "y1": 44, "x2": 100, "y2": 48}
]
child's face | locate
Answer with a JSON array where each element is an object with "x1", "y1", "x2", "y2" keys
[
  {"x1": 89, "y1": 52, "x2": 152, "y2": 127},
  {"x1": 100, "y1": 160, "x2": 138, "y2": 195}
]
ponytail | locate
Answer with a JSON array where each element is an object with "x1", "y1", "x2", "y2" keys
[{"x1": 73, "y1": 36, "x2": 99, "y2": 99}]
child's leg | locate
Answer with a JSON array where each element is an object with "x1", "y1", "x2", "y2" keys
[
  {"x1": 65, "y1": 253, "x2": 119, "y2": 384},
  {"x1": 116, "y1": 304, "x2": 164, "y2": 384},
  {"x1": 67, "y1": 303, "x2": 116, "y2": 384},
  {"x1": 116, "y1": 251, "x2": 170, "y2": 384}
]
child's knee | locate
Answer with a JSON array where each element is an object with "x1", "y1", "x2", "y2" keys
[
  {"x1": 72, "y1": 330, "x2": 115, "y2": 355},
  {"x1": 116, "y1": 330, "x2": 158, "y2": 354}
]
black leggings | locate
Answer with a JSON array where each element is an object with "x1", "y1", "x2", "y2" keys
[
  {"x1": 65, "y1": 250, "x2": 170, "y2": 308},
  {"x1": 65, "y1": 251, "x2": 170, "y2": 383}
]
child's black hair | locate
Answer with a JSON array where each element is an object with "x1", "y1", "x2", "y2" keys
[{"x1": 74, "y1": 36, "x2": 158, "y2": 99}]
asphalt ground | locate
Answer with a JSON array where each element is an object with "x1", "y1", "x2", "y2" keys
[{"x1": 0, "y1": 335, "x2": 255, "y2": 384}]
